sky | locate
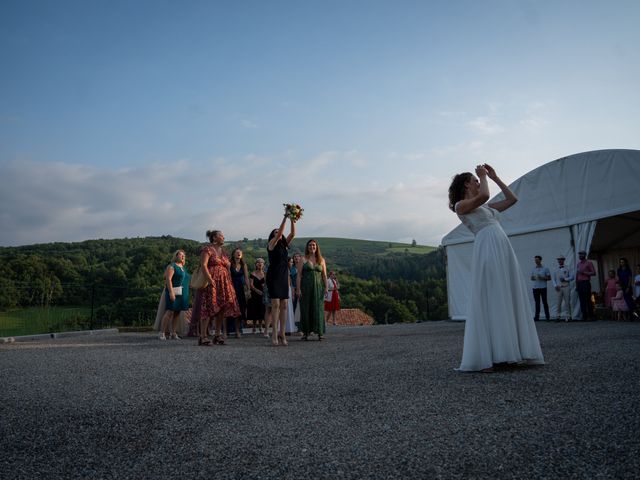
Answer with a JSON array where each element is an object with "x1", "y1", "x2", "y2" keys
[{"x1": 1, "y1": 0, "x2": 639, "y2": 247}]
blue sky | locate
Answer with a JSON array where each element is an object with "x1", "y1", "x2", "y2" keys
[{"x1": 1, "y1": 0, "x2": 639, "y2": 247}]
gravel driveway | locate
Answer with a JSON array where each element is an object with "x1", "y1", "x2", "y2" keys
[{"x1": 1, "y1": 321, "x2": 638, "y2": 479}]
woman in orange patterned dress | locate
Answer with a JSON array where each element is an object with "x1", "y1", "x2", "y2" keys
[{"x1": 195, "y1": 229, "x2": 240, "y2": 345}]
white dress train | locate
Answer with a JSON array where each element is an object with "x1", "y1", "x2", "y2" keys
[
  {"x1": 285, "y1": 285, "x2": 297, "y2": 333},
  {"x1": 457, "y1": 205, "x2": 545, "y2": 371}
]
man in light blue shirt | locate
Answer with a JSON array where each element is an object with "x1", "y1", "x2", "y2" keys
[{"x1": 531, "y1": 255, "x2": 551, "y2": 321}]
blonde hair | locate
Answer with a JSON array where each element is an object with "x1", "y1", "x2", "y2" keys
[{"x1": 171, "y1": 249, "x2": 185, "y2": 263}]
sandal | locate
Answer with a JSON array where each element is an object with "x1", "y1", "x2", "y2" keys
[
  {"x1": 198, "y1": 337, "x2": 212, "y2": 346},
  {"x1": 301, "y1": 335, "x2": 308, "y2": 341},
  {"x1": 213, "y1": 335, "x2": 226, "y2": 345},
  {"x1": 278, "y1": 334, "x2": 288, "y2": 346}
]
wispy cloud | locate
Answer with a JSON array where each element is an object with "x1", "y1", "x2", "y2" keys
[
  {"x1": 519, "y1": 101, "x2": 551, "y2": 131},
  {"x1": 468, "y1": 116, "x2": 505, "y2": 135},
  {"x1": 0, "y1": 153, "x2": 459, "y2": 247}
]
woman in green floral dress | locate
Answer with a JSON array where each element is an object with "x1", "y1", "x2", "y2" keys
[{"x1": 296, "y1": 239, "x2": 328, "y2": 340}]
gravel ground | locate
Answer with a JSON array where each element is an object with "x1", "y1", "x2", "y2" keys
[{"x1": 1, "y1": 321, "x2": 639, "y2": 479}]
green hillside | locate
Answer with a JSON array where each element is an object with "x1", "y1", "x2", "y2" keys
[{"x1": 0, "y1": 236, "x2": 447, "y2": 334}]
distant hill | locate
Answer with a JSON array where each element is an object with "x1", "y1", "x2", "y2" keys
[
  {"x1": 0, "y1": 236, "x2": 447, "y2": 329},
  {"x1": 0, "y1": 235, "x2": 440, "y2": 281},
  {"x1": 234, "y1": 236, "x2": 436, "y2": 270}
]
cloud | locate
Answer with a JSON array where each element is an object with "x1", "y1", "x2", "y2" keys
[
  {"x1": 0, "y1": 153, "x2": 460, "y2": 247},
  {"x1": 519, "y1": 101, "x2": 551, "y2": 131},
  {"x1": 240, "y1": 119, "x2": 259, "y2": 129},
  {"x1": 468, "y1": 116, "x2": 505, "y2": 135}
]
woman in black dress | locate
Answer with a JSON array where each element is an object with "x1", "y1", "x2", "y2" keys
[
  {"x1": 227, "y1": 248, "x2": 249, "y2": 338},
  {"x1": 266, "y1": 214, "x2": 296, "y2": 346},
  {"x1": 247, "y1": 258, "x2": 266, "y2": 334}
]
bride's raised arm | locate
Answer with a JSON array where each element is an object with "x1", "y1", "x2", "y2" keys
[
  {"x1": 454, "y1": 165, "x2": 490, "y2": 215},
  {"x1": 485, "y1": 163, "x2": 518, "y2": 212}
]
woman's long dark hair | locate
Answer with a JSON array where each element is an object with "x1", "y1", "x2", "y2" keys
[
  {"x1": 448, "y1": 172, "x2": 472, "y2": 212},
  {"x1": 231, "y1": 248, "x2": 246, "y2": 271},
  {"x1": 305, "y1": 239, "x2": 324, "y2": 265},
  {"x1": 618, "y1": 257, "x2": 631, "y2": 272},
  {"x1": 268, "y1": 228, "x2": 288, "y2": 247}
]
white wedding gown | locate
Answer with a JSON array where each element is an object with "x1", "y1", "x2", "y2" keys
[
  {"x1": 285, "y1": 285, "x2": 297, "y2": 333},
  {"x1": 457, "y1": 205, "x2": 545, "y2": 371}
]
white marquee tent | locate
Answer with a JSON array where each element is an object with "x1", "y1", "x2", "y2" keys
[{"x1": 441, "y1": 149, "x2": 640, "y2": 320}]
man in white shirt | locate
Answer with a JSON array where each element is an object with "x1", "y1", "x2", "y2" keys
[
  {"x1": 552, "y1": 255, "x2": 573, "y2": 321},
  {"x1": 531, "y1": 255, "x2": 551, "y2": 321}
]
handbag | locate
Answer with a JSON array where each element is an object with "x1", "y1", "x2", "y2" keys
[
  {"x1": 172, "y1": 286, "x2": 183, "y2": 296},
  {"x1": 190, "y1": 266, "x2": 209, "y2": 290}
]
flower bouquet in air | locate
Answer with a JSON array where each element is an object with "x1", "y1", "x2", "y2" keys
[{"x1": 283, "y1": 203, "x2": 304, "y2": 222}]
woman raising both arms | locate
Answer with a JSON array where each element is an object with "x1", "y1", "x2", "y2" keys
[
  {"x1": 266, "y1": 212, "x2": 296, "y2": 346},
  {"x1": 449, "y1": 163, "x2": 544, "y2": 372}
]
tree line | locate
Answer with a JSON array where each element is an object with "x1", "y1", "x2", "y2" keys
[{"x1": 0, "y1": 236, "x2": 447, "y2": 325}]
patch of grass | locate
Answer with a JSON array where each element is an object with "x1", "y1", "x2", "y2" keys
[{"x1": 0, "y1": 306, "x2": 92, "y2": 337}]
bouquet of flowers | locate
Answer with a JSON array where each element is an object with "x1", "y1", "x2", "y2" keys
[{"x1": 283, "y1": 203, "x2": 304, "y2": 222}]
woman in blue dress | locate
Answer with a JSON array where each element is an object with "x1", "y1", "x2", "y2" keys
[{"x1": 160, "y1": 250, "x2": 190, "y2": 340}]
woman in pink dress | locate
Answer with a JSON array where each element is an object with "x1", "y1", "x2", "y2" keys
[
  {"x1": 194, "y1": 229, "x2": 240, "y2": 345},
  {"x1": 611, "y1": 282, "x2": 630, "y2": 321},
  {"x1": 603, "y1": 269, "x2": 617, "y2": 319}
]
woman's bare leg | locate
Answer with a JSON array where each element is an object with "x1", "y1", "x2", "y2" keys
[
  {"x1": 270, "y1": 303, "x2": 279, "y2": 345},
  {"x1": 199, "y1": 315, "x2": 211, "y2": 343},
  {"x1": 171, "y1": 311, "x2": 181, "y2": 338},
  {"x1": 160, "y1": 311, "x2": 173, "y2": 339}
]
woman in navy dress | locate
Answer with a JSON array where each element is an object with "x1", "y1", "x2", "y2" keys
[
  {"x1": 247, "y1": 259, "x2": 266, "y2": 333},
  {"x1": 617, "y1": 257, "x2": 635, "y2": 311},
  {"x1": 227, "y1": 248, "x2": 249, "y2": 338},
  {"x1": 266, "y1": 213, "x2": 296, "y2": 346}
]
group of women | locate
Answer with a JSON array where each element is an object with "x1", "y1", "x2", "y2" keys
[{"x1": 157, "y1": 211, "x2": 335, "y2": 346}]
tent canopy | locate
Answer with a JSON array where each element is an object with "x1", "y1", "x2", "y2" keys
[
  {"x1": 442, "y1": 149, "x2": 640, "y2": 247},
  {"x1": 441, "y1": 149, "x2": 640, "y2": 320}
]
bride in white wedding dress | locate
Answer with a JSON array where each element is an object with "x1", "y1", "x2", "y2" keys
[{"x1": 448, "y1": 164, "x2": 544, "y2": 372}]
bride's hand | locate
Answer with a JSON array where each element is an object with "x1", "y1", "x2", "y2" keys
[
  {"x1": 475, "y1": 164, "x2": 487, "y2": 177},
  {"x1": 483, "y1": 163, "x2": 497, "y2": 180}
]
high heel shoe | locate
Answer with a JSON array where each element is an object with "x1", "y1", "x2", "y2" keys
[
  {"x1": 198, "y1": 337, "x2": 212, "y2": 346},
  {"x1": 278, "y1": 334, "x2": 288, "y2": 346},
  {"x1": 213, "y1": 335, "x2": 226, "y2": 345}
]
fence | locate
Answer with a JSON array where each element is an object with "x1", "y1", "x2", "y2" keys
[{"x1": 0, "y1": 283, "x2": 163, "y2": 337}]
